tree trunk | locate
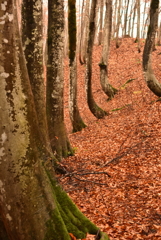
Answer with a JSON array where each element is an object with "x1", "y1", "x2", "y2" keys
[
  {"x1": 131, "y1": 3, "x2": 136, "y2": 38},
  {"x1": 135, "y1": 0, "x2": 141, "y2": 52},
  {"x1": 143, "y1": 0, "x2": 161, "y2": 97},
  {"x1": 0, "y1": 2, "x2": 110, "y2": 240},
  {"x1": 99, "y1": 0, "x2": 118, "y2": 100},
  {"x1": 85, "y1": 0, "x2": 107, "y2": 118},
  {"x1": 98, "y1": 0, "x2": 104, "y2": 45},
  {"x1": 79, "y1": 0, "x2": 90, "y2": 64},
  {"x1": 115, "y1": 0, "x2": 122, "y2": 48},
  {"x1": 47, "y1": 0, "x2": 73, "y2": 160},
  {"x1": 21, "y1": 0, "x2": 52, "y2": 156},
  {"x1": 123, "y1": 0, "x2": 130, "y2": 36},
  {"x1": 141, "y1": 0, "x2": 148, "y2": 39},
  {"x1": 68, "y1": 0, "x2": 86, "y2": 132}
]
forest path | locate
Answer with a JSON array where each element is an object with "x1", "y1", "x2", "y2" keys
[{"x1": 60, "y1": 38, "x2": 161, "y2": 240}]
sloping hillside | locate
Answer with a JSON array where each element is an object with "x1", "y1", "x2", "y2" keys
[{"x1": 60, "y1": 38, "x2": 161, "y2": 240}]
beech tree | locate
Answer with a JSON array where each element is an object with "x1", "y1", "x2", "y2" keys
[
  {"x1": 68, "y1": 0, "x2": 86, "y2": 132},
  {"x1": 0, "y1": 0, "x2": 110, "y2": 239},
  {"x1": 78, "y1": 0, "x2": 90, "y2": 64},
  {"x1": 85, "y1": 0, "x2": 107, "y2": 118},
  {"x1": 46, "y1": 0, "x2": 73, "y2": 159},
  {"x1": 21, "y1": 0, "x2": 51, "y2": 155},
  {"x1": 143, "y1": 0, "x2": 161, "y2": 96},
  {"x1": 99, "y1": 0, "x2": 118, "y2": 100}
]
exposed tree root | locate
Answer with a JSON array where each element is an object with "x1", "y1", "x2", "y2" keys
[{"x1": 45, "y1": 170, "x2": 110, "y2": 240}]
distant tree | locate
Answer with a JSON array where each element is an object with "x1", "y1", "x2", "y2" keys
[
  {"x1": 135, "y1": 0, "x2": 141, "y2": 52},
  {"x1": 157, "y1": 22, "x2": 161, "y2": 45},
  {"x1": 141, "y1": 0, "x2": 148, "y2": 38},
  {"x1": 115, "y1": 0, "x2": 122, "y2": 48},
  {"x1": 123, "y1": 0, "x2": 130, "y2": 36},
  {"x1": 143, "y1": 0, "x2": 161, "y2": 96},
  {"x1": 79, "y1": 0, "x2": 90, "y2": 64},
  {"x1": 68, "y1": 0, "x2": 86, "y2": 132},
  {"x1": 131, "y1": 2, "x2": 137, "y2": 38},
  {"x1": 98, "y1": 0, "x2": 105, "y2": 45},
  {"x1": 85, "y1": 0, "x2": 107, "y2": 118},
  {"x1": 99, "y1": 0, "x2": 118, "y2": 100}
]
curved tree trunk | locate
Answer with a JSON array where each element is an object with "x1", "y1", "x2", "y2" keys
[
  {"x1": 99, "y1": 0, "x2": 118, "y2": 100},
  {"x1": 143, "y1": 0, "x2": 161, "y2": 97},
  {"x1": 21, "y1": 0, "x2": 52, "y2": 156},
  {"x1": 68, "y1": 0, "x2": 86, "y2": 132},
  {"x1": 0, "y1": 2, "x2": 110, "y2": 240},
  {"x1": 85, "y1": 0, "x2": 107, "y2": 118},
  {"x1": 47, "y1": 0, "x2": 73, "y2": 160}
]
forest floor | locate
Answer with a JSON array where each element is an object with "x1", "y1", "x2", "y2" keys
[{"x1": 59, "y1": 38, "x2": 161, "y2": 240}]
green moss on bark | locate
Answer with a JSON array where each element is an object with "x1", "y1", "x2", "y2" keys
[{"x1": 44, "y1": 170, "x2": 111, "y2": 240}]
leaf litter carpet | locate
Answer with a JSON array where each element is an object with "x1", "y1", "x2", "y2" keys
[{"x1": 58, "y1": 38, "x2": 161, "y2": 239}]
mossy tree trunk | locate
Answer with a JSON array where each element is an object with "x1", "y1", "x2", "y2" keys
[
  {"x1": 99, "y1": 0, "x2": 118, "y2": 100},
  {"x1": 46, "y1": 0, "x2": 73, "y2": 160},
  {"x1": 143, "y1": 0, "x2": 161, "y2": 97},
  {"x1": 21, "y1": 0, "x2": 52, "y2": 156},
  {"x1": 85, "y1": 0, "x2": 107, "y2": 118},
  {"x1": 0, "y1": 1, "x2": 110, "y2": 240},
  {"x1": 68, "y1": 0, "x2": 86, "y2": 132}
]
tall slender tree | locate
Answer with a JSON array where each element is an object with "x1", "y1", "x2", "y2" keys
[
  {"x1": 68, "y1": 0, "x2": 86, "y2": 132},
  {"x1": 136, "y1": 0, "x2": 141, "y2": 52},
  {"x1": 85, "y1": 0, "x2": 107, "y2": 118},
  {"x1": 99, "y1": 0, "x2": 118, "y2": 100},
  {"x1": 79, "y1": 0, "x2": 90, "y2": 64}
]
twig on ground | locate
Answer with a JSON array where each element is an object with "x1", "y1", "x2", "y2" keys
[
  {"x1": 73, "y1": 175, "x2": 108, "y2": 186},
  {"x1": 102, "y1": 139, "x2": 146, "y2": 167}
]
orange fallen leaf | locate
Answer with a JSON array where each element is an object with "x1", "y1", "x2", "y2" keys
[{"x1": 69, "y1": 233, "x2": 77, "y2": 240}]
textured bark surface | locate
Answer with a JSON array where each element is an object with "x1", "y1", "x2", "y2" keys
[
  {"x1": 21, "y1": 0, "x2": 52, "y2": 155},
  {"x1": 68, "y1": 0, "x2": 86, "y2": 132},
  {"x1": 0, "y1": 1, "x2": 55, "y2": 238},
  {"x1": 85, "y1": 0, "x2": 107, "y2": 118},
  {"x1": 0, "y1": 2, "x2": 110, "y2": 240},
  {"x1": 143, "y1": 0, "x2": 161, "y2": 97},
  {"x1": 47, "y1": 0, "x2": 73, "y2": 159}
]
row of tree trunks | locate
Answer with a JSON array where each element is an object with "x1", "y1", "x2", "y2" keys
[{"x1": 0, "y1": 1, "x2": 110, "y2": 239}]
